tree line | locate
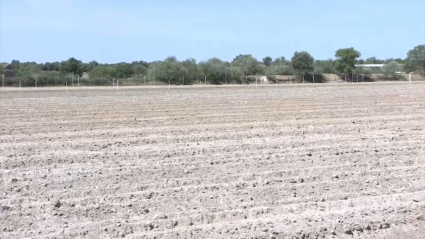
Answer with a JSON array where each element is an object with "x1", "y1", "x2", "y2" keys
[{"x1": 1, "y1": 45, "x2": 424, "y2": 86}]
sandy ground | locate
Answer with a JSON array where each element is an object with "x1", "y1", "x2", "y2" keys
[{"x1": 1, "y1": 83, "x2": 425, "y2": 238}]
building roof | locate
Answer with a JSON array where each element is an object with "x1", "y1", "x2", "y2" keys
[
  {"x1": 355, "y1": 64, "x2": 385, "y2": 68},
  {"x1": 1, "y1": 63, "x2": 13, "y2": 68}
]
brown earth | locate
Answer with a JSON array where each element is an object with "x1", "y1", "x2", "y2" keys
[{"x1": 1, "y1": 82, "x2": 425, "y2": 238}]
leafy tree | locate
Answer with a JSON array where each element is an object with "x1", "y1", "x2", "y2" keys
[
  {"x1": 225, "y1": 66, "x2": 244, "y2": 83},
  {"x1": 314, "y1": 59, "x2": 335, "y2": 74},
  {"x1": 198, "y1": 58, "x2": 228, "y2": 84},
  {"x1": 9, "y1": 60, "x2": 21, "y2": 74},
  {"x1": 132, "y1": 64, "x2": 148, "y2": 77},
  {"x1": 273, "y1": 57, "x2": 288, "y2": 64},
  {"x1": 262, "y1": 56, "x2": 273, "y2": 67},
  {"x1": 364, "y1": 57, "x2": 384, "y2": 64},
  {"x1": 149, "y1": 56, "x2": 188, "y2": 84},
  {"x1": 42, "y1": 62, "x2": 60, "y2": 71},
  {"x1": 89, "y1": 65, "x2": 117, "y2": 78},
  {"x1": 29, "y1": 64, "x2": 42, "y2": 76},
  {"x1": 115, "y1": 63, "x2": 134, "y2": 78},
  {"x1": 132, "y1": 61, "x2": 149, "y2": 68},
  {"x1": 334, "y1": 48, "x2": 361, "y2": 75},
  {"x1": 353, "y1": 66, "x2": 371, "y2": 76},
  {"x1": 291, "y1": 51, "x2": 314, "y2": 76},
  {"x1": 265, "y1": 57, "x2": 292, "y2": 76},
  {"x1": 180, "y1": 58, "x2": 200, "y2": 84},
  {"x1": 231, "y1": 54, "x2": 265, "y2": 75},
  {"x1": 382, "y1": 61, "x2": 402, "y2": 78},
  {"x1": 404, "y1": 44, "x2": 425, "y2": 73},
  {"x1": 83, "y1": 61, "x2": 99, "y2": 73},
  {"x1": 0, "y1": 65, "x2": 3, "y2": 75},
  {"x1": 59, "y1": 57, "x2": 83, "y2": 77},
  {"x1": 265, "y1": 64, "x2": 292, "y2": 76}
]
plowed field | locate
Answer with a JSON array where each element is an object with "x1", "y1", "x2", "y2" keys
[{"x1": 1, "y1": 83, "x2": 425, "y2": 238}]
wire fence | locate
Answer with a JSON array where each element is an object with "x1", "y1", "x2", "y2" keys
[{"x1": 0, "y1": 73, "x2": 421, "y2": 88}]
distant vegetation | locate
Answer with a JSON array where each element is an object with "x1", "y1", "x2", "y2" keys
[{"x1": 1, "y1": 45, "x2": 424, "y2": 86}]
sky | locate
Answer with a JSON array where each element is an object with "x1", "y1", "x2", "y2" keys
[{"x1": 0, "y1": 0, "x2": 424, "y2": 64}]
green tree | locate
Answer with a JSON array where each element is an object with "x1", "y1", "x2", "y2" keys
[
  {"x1": 42, "y1": 62, "x2": 60, "y2": 71},
  {"x1": 132, "y1": 64, "x2": 147, "y2": 77},
  {"x1": 291, "y1": 51, "x2": 314, "y2": 76},
  {"x1": 334, "y1": 48, "x2": 361, "y2": 75},
  {"x1": 29, "y1": 64, "x2": 42, "y2": 76},
  {"x1": 115, "y1": 63, "x2": 134, "y2": 78},
  {"x1": 225, "y1": 66, "x2": 244, "y2": 83},
  {"x1": 382, "y1": 61, "x2": 402, "y2": 79},
  {"x1": 59, "y1": 57, "x2": 83, "y2": 77},
  {"x1": 11, "y1": 60, "x2": 21, "y2": 71},
  {"x1": 89, "y1": 65, "x2": 117, "y2": 78},
  {"x1": 180, "y1": 58, "x2": 200, "y2": 84},
  {"x1": 149, "y1": 56, "x2": 188, "y2": 85},
  {"x1": 198, "y1": 58, "x2": 228, "y2": 84},
  {"x1": 273, "y1": 57, "x2": 288, "y2": 64},
  {"x1": 231, "y1": 54, "x2": 265, "y2": 75},
  {"x1": 262, "y1": 56, "x2": 273, "y2": 67},
  {"x1": 83, "y1": 60, "x2": 99, "y2": 73},
  {"x1": 364, "y1": 57, "x2": 384, "y2": 64},
  {"x1": 132, "y1": 61, "x2": 149, "y2": 68},
  {"x1": 265, "y1": 57, "x2": 292, "y2": 76},
  {"x1": 313, "y1": 59, "x2": 335, "y2": 74},
  {"x1": 404, "y1": 45, "x2": 425, "y2": 73}
]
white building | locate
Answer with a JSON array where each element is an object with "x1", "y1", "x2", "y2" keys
[{"x1": 355, "y1": 64, "x2": 385, "y2": 69}]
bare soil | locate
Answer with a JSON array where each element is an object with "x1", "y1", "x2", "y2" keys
[{"x1": 1, "y1": 83, "x2": 425, "y2": 238}]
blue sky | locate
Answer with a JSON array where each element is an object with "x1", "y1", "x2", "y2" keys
[{"x1": 0, "y1": 0, "x2": 424, "y2": 63}]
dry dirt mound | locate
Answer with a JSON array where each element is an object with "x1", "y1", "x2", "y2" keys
[{"x1": 1, "y1": 83, "x2": 425, "y2": 238}]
